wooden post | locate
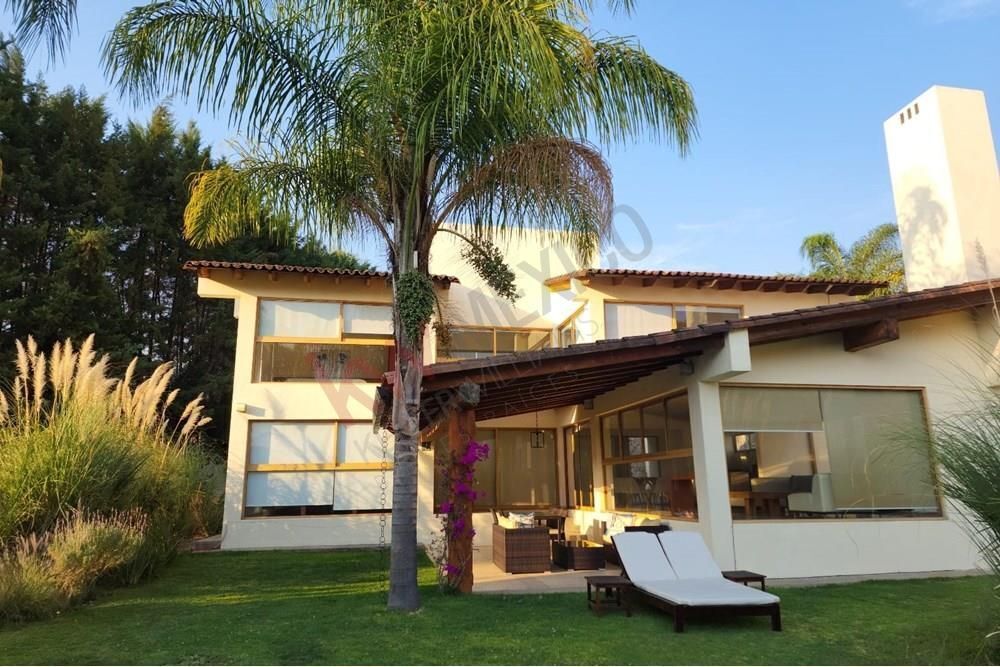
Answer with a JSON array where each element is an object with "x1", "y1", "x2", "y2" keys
[{"x1": 447, "y1": 405, "x2": 477, "y2": 593}]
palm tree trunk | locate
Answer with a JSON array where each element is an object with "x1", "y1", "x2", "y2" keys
[
  {"x1": 385, "y1": 187, "x2": 430, "y2": 611},
  {"x1": 387, "y1": 316, "x2": 423, "y2": 611}
]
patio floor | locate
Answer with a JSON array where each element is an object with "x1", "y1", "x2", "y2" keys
[
  {"x1": 469, "y1": 545, "x2": 982, "y2": 594},
  {"x1": 471, "y1": 546, "x2": 622, "y2": 594}
]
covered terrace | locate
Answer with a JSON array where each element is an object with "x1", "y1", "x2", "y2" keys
[{"x1": 377, "y1": 279, "x2": 1000, "y2": 591}]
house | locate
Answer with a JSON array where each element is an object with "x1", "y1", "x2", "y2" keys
[{"x1": 186, "y1": 84, "x2": 1000, "y2": 579}]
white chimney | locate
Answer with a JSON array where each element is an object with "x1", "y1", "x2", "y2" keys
[{"x1": 884, "y1": 86, "x2": 1000, "y2": 291}]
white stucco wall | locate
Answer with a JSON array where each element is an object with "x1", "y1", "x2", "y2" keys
[
  {"x1": 200, "y1": 263, "x2": 988, "y2": 579},
  {"x1": 722, "y1": 312, "x2": 985, "y2": 577}
]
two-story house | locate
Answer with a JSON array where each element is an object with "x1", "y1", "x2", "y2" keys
[{"x1": 185, "y1": 85, "x2": 999, "y2": 579}]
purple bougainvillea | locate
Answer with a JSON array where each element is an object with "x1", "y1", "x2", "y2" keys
[{"x1": 435, "y1": 438, "x2": 490, "y2": 591}]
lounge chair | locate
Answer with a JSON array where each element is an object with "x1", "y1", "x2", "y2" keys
[{"x1": 611, "y1": 532, "x2": 781, "y2": 632}]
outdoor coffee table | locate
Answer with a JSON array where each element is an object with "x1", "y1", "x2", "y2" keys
[
  {"x1": 722, "y1": 569, "x2": 767, "y2": 590},
  {"x1": 586, "y1": 575, "x2": 632, "y2": 617},
  {"x1": 552, "y1": 540, "x2": 606, "y2": 570}
]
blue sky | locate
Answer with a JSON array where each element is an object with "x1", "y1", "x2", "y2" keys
[{"x1": 3, "y1": 0, "x2": 999, "y2": 274}]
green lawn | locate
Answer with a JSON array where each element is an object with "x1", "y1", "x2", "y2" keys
[{"x1": 0, "y1": 549, "x2": 996, "y2": 665}]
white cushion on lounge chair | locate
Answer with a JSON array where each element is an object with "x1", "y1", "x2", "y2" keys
[
  {"x1": 658, "y1": 531, "x2": 723, "y2": 580},
  {"x1": 612, "y1": 532, "x2": 678, "y2": 583},
  {"x1": 635, "y1": 578, "x2": 780, "y2": 607}
]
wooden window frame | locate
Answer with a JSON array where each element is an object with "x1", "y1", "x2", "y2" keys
[
  {"x1": 253, "y1": 298, "x2": 394, "y2": 383},
  {"x1": 599, "y1": 390, "x2": 698, "y2": 517},
  {"x1": 242, "y1": 419, "x2": 393, "y2": 519},
  {"x1": 556, "y1": 304, "x2": 588, "y2": 348},
  {"x1": 437, "y1": 325, "x2": 553, "y2": 362},
  {"x1": 564, "y1": 421, "x2": 596, "y2": 510}
]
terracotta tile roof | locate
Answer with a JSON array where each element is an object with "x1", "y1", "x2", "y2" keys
[
  {"x1": 378, "y1": 279, "x2": 999, "y2": 428},
  {"x1": 544, "y1": 268, "x2": 885, "y2": 295},
  {"x1": 183, "y1": 260, "x2": 458, "y2": 285}
]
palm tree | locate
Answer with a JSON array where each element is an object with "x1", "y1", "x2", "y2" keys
[
  {"x1": 800, "y1": 223, "x2": 905, "y2": 295},
  {"x1": 3, "y1": 0, "x2": 78, "y2": 61},
  {"x1": 100, "y1": 0, "x2": 697, "y2": 611}
]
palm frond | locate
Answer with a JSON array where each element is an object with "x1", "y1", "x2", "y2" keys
[
  {"x1": 439, "y1": 136, "x2": 613, "y2": 263},
  {"x1": 848, "y1": 223, "x2": 902, "y2": 276},
  {"x1": 183, "y1": 140, "x2": 385, "y2": 249},
  {"x1": 800, "y1": 232, "x2": 847, "y2": 278},
  {"x1": 571, "y1": 36, "x2": 698, "y2": 151},
  {"x1": 102, "y1": 0, "x2": 349, "y2": 140},
  {"x1": 5, "y1": 0, "x2": 77, "y2": 62}
]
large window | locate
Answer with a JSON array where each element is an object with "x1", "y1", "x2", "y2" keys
[
  {"x1": 601, "y1": 393, "x2": 697, "y2": 517},
  {"x1": 244, "y1": 421, "x2": 392, "y2": 517},
  {"x1": 439, "y1": 327, "x2": 551, "y2": 361},
  {"x1": 604, "y1": 302, "x2": 742, "y2": 339},
  {"x1": 720, "y1": 386, "x2": 939, "y2": 520},
  {"x1": 253, "y1": 300, "x2": 394, "y2": 382},
  {"x1": 433, "y1": 428, "x2": 557, "y2": 510},
  {"x1": 565, "y1": 423, "x2": 594, "y2": 507}
]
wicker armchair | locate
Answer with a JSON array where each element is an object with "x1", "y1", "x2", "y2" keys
[{"x1": 492, "y1": 524, "x2": 551, "y2": 573}]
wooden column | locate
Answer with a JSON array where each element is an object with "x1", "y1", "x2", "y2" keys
[{"x1": 447, "y1": 406, "x2": 477, "y2": 593}]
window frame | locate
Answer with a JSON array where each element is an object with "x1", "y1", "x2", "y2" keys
[
  {"x1": 602, "y1": 299, "x2": 744, "y2": 339},
  {"x1": 436, "y1": 325, "x2": 553, "y2": 362},
  {"x1": 598, "y1": 389, "x2": 698, "y2": 518},
  {"x1": 252, "y1": 298, "x2": 394, "y2": 384},
  {"x1": 564, "y1": 421, "x2": 595, "y2": 509},
  {"x1": 719, "y1": 382, "x2": 943, "y2": 522},
  {"x1": 242, "y1": 419, "x2": 394, "y2": 519},
  {"x1": 556, "y1": 304, "x2": 588, "y2": 348}
]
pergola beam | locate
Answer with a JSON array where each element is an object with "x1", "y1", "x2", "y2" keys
[{"x1": 842, "y1": 319, "x2": 900, "y2": 352}]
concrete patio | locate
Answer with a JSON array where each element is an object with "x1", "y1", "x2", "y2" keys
[
  {"x1": 469, "y1": 545, "x2": 982, "y2": 594},
  {"x1": 471, "y1": 546, "x2": 622, "y2": 594}
]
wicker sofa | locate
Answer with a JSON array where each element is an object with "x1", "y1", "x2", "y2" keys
[{"x1": 492, "y1": 524, "x2": 551, "y2": 573}]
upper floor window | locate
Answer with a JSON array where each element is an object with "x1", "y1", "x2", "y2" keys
[
  {"x1": 605, "y1": 303, "x2": 672, "y2": 339},
  {"x1": 675, "y1": 305, "x2": 741, "y2": 328},
  {"x1": 439, "y1": 327, "x2": 551, "y2": 361},
  {"x1": 558, "y1": 306, "x2": 591, "y2": 347},
  {"x1": 604, "y1": 302, "x2": 742, "y2": 339},
  {"x1": 253, "y1": 300, "x2": 394, "y2": 382}
]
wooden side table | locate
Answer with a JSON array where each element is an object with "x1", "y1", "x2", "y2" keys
[
  {"x1": 722, "y1": 570, "x2": 767, "y2": 590},
  {"x1": 586, "y1": 575, "x2": 632, "y2": 616}
]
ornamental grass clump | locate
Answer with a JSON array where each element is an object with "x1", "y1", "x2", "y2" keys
[
  {"x1": 0, "y1": 535, "x2": 62, "y2": 624},
  {"x1": 47, "y1": 510, "x2": 147, "y2": 601},
  {"x1": 0, "y1": 335, "x2": 218, "y2": 607},
  {"x1": 0, "y1": 512, "x2": 146, "y2": 623},
  {"x1": 926, "y1": 304, "x2": 1000, "y2": 660}
]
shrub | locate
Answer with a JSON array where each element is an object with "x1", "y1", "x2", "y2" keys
[
  {"x1": 0, "y1": 335, "x2": 216, "y2": 585},
  {"x1": 47, "y1": 511, "x2": 146, "y2": 600},
  {"x1": 190, "y1": 460, "x2": 226, "y2": 538},
  {"x1": 0, "y1": 535, "x2": 64, "y2": 624}
]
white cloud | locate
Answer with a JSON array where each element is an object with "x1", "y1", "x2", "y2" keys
[{"x1": 904, "y1": 0, "x2": 1000, "y2": 21}]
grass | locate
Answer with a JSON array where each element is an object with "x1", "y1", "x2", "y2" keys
[{"x1": 0, "y1": 549, "x2": 996, "y2": 665}]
